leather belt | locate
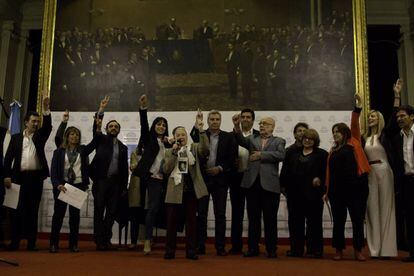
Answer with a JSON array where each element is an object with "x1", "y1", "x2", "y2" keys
[{"x1": 369, "y1": 160, "x2": 382, "y2": 165}]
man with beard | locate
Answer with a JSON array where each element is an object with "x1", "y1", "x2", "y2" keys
[
  {"x1": 392, "y1": 104, "x2": 414, "y2": 262},
  {"x1": 4, "y1": 95, "x2": 52, "y2": 251},
  {"x1": 90, "y1": 96, "x2": 129, "y2": 251}
]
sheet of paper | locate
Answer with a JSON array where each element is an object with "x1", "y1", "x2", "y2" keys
[
  {"x1": 57, "y1": 183, "x2": 88, "y2": 210},
  {"x1": 3, "y1": 183, "x2": 20, "y2": 209}
]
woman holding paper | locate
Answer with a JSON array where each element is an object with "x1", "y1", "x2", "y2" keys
[
  {"x1": 49, "y1": 111, "x2": 101, "y2": 253},
  {"x1": 162, "y1": 112, "x2": 209, "y2": 260}
]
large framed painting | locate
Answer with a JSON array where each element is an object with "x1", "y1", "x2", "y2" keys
[
  {"x1": 36, "y1": 0, "x2": 370, "y2": 237},
  {"x1": 38, "y1": 0, "x2": 370, "y2": 115}
]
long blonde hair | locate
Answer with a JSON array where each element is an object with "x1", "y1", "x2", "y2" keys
[
  {"x1": 364, "y1": 110, "x2": 385, "y2": 145},
  {"x1": 61, "y1": 127, "x2": 81, "y2": 149}
]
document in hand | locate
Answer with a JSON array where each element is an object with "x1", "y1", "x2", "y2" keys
[
  {"x1": 58, "y1": 183, "x2": 88, "y2": 210},
  {"x1": 3, "y1": 183, "x2": 20, "y2": 209}
]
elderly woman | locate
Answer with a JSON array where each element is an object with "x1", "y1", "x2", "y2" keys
[
  {"x1": 49, "y1": 111, "x2": 101, "y2": 253},
  {"x1": 281, "y1": 128, "x2": 328, "y2": 258},
  {"x1": 162, "y1": 112, "x2": 209, "y2": 260}
]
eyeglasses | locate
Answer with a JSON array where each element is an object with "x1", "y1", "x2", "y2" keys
[
  {"x1": 303, "y1": 137, "x2": 314, "y2": 141},
  {"x1": 259, "y1": 121, "x2": 272, "y2": 126}
]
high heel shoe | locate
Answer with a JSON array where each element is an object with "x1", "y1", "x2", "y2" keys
[
  {"x1": 354, "y1": 250, "x2": 366, "y2": 261},
  {"x1": 143, "y1": 240, "x2": 151, "y2": 255},
  {"x1": 332, "y1": 250, "x2": 343, "y2": 261}
]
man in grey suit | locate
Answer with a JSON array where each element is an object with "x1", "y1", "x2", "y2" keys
[{"x1": 232, "y1": 115, "x2": 286, "y2": 258}]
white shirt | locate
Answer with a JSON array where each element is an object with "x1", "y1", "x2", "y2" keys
[
  {"x1": 64, "y1": 153, "x2": 82, "y2": 184},
  {"x1": 238, "y1": 129, "x2": 253, "y2": 172},
  {"x1": 149, "y1": 138, "x2": 165, "y2": 179},
  {"x1": 20, "y1": 130, "x2": 40, "y2": 171},
  {"x1": 401, "y1": 124, "x2": 414, "y2": 174}
]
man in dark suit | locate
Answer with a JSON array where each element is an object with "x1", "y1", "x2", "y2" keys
[
  {"x1": 0, "y1": 125, "x2": 7, "y2": 248},
  {"x1": 225, "y1": 42, "x2": 240, "y2": 99},
  {"x1": 90, "y1": 96, "x2": 129, "y2": 250},
  {"x1": 254, "y1": 45, "x2": 268, "y2": 109},
  {"x1": 228, "y1": 108, "x2": 259, "y2": 254},
  {"x1": 232, "y1": 115, "x2": 286, "y2": 258},
  {"x1": 191, "y1": 110, "x2": 237, "y2": 256},
  {"x1": 194, "y1": 20, "x2": 214, "y2": 40},
  {"x1": 391, "y1": 104, "x2": 414, "y2": 262},
  {"x1": 268, "y1": 49, "x2": 288, "y2": 108},
  {"x1": 165, "y1": 18, "x2": 182, "y2": 40},
  {"x1": 240, "y1": 41, "x2": 253, "y2": 105},
  {"x1": 4, "y1": 95, "x2": 52, "y2": 251}
]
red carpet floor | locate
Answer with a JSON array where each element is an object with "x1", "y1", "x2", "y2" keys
[{"x1": 1, "y1": 240, "x2": 413, "y2": 275}]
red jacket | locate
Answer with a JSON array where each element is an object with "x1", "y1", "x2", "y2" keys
[{"x1": 325, "y1": 110, "x2": 371, "y2": 192}]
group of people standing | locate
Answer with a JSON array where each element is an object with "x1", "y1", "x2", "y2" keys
[{"x1": 0, "y1": 78, "x2": 413, "y2": 263}]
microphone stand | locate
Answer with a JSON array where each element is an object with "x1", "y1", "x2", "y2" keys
[{"x1": 0, "y1": 98, "x2": 18, "y2": 266}]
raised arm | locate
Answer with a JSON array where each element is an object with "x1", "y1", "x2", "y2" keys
[
  {"x1": 83, "y1": 116, "x2": 103, "y2": 156},
  {"x1": 232, "y1": 113, "x2": 249, "y2": 149},
  {"x1": 94, "y1": 96, "x2": 109, "y2": 137},
  {"x1": 139, "y1": 94, "x2": 150, "y2": 142},
  {"x1": 55, "y1": 110, "x2": 69, "y2": 148},
  {"x1": 38, "y1": 95, "x2": 52, "y2": 144},
  {"x1": 384, "y1": 78, "x2": 403, "y2": 137},
  {"x1": 351, "y1": 93, "x2": 362, "y2": 142}
]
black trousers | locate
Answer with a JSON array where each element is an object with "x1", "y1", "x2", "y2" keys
[
  {"x1": 229, "y1": 172, "x2": 245, "y2": 251},
  {"x1": 402, "y1": 176, "x2": 414, "y2": 256},
  {"x1": 10, "y1": 171, "x2": 44, "y2": 248},
  {"x1": 330, "y1": 180, "x2": 368, "y2": 251},
  {"x1": 144, "y1": 177, "x2": 164, "y2": 240},
  {"x1": 92, "y1": 176, "x2": 120, "y2": 246},
  {"x1": 165, "y1": 191, "x2": 198, "y2": 255},
  {"x1": 197, "y1": 175, "x2": 228, "y2": 251},
  {"x1": 287, "y1": 194, "x2": 324, "y2": 255},
  {"x1": 50, "y1": 183, "x2": 88, "y2": 247},
  {"x1": 129, "y1": 207, "x2": 145, "y2": 244},
  {"x1": 228, "y1": 72, "x2": 238, "y2": 98},
  {"x1": 245, "y1": 178, "x2": 280, "y2": 254}
]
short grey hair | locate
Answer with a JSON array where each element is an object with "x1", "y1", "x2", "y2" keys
[{"x1": 208, "y1": 110, "x2": 221, "y2": 119}]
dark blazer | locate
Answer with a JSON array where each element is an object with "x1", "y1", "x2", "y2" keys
[
  {"x1": 133, "y1": 108, "x2": 171, "y2": 179},
  {"x1": 0, "y1": 126, "x2": 6, "y2": 199},
  {"x1": 4, "y1": 114, "x2": 52, "y2": 183},
  {"x1": 280, "y1": 146, "x2": 328, "y2": 200},
  {"x1": 88, "y1": 114, "x2": 128, "y2": 190},
  {"x1": 50, "y1": 122, "x2": 99, "y2": 188},
  {"x1": 190, "y1": 127, "x2": 237, "y2": 175}
]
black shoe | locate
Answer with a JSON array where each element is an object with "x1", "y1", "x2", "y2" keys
[
  {"x1": 402, "y1": 256, "x2": 414, "y2": 262},
  {"x1": 379, "y1": 256, "x2": 391, "y2": 260},
  {"x1": 286, "y1": 250, "x2": 302, "y2": 257},
  {"x1": 243, "y1": 250, "x2": 259, "y2": 257},
  {"x1": 6, "y1": 243, "x2": 19, "y2": 251},
  {"x1": 27, "y1": 246, "x2": 39, "y2": 252},
  {"x1": 228, "y1": 247, "x2": 242, "y2": 255},
  {"x1": 106, "y1": 243, "x2": 118, "y2": 251},
  {"x1": 186, "y1": 254, "x2": 199, "y2": 260},
  {"x1": 70, "y1": 245, "x2": 79, "y2": 253},
  {"x1": 197, "y1": 247, "x2": 206, "y2": 255},
  {"x1": 216, "y1": 249, "x2": 228, "y2": 256},
  {"x1": 96, "y1": 244, "x2": 107, "y2": 251},
  {"x1": 266, "y1": 251, "x2": 277, "y2": 258},
  {"x1": 49, "y1": 245, "x2": 58, "y2": 253},
  {"x1": 164, "y1": 252, "x2": 175, "y2": 259}
]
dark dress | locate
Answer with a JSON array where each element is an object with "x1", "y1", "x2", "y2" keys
[{"x1": 281, "y1": 147, "x2": 327, "y2": 256}]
